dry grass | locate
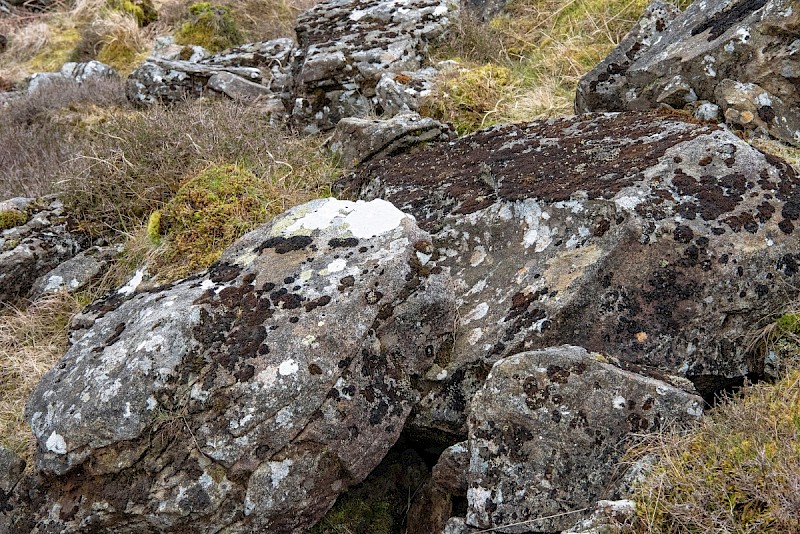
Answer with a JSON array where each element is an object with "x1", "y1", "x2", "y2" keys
[{"x1": 0, "y1": 293, "x2": 84, "y2": 464}]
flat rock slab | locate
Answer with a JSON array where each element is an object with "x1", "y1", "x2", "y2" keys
[
  {"x1": 465, "y1": 346, "x2": 703, "y2": 532},
  {"x1": 576, "y1": 0, "x2": 800, "y2": 146},
  {"x1": 24, "y1": 198, "x2": 454, "y2": 533},
  {"x1": 339, "y1": 111, "x2": 800, "y2": 432}
]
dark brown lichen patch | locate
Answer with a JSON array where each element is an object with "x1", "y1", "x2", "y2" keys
[
  {"x1": 690, "y1": 0, "x2": 768, "y2": 41},
  {"x1": 256, "y1": 236, "x2": 314, "y2": 254},
  {"x1": 345, "y1": 112, "x2": 718, "y2": 231}
]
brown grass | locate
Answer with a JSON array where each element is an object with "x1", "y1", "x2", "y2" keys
[{"x1": 0, "y1": 293, "x2": 83, "y2": 464}]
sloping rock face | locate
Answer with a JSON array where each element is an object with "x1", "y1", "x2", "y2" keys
[
  {"x1": 576, "y1": 0, "x2": 800, "y2": 146},
  {"x1": 126, "y1": 38, "x2": 295, "y2": 108},
  {"x1": 0, "y1": 198, "x2": 88, "y2": 305},
  {"x1": 22, "y1": 198, "x2": 454, "y2": 533},
  {"x1": 463, "y1": 346, "x2": 702, "y2": 532},
  {"x1": 338, "y1": 111, "x2": 800, "y2": 432},
  {"x1": 28, "y1": 61, "x2": 118, "y2": 93},
  {"x1": 291, "y1": 0, "x2": 456, "y2": 133}
]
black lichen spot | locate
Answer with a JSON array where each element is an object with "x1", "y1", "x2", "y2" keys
[
  {"x1": 778, "y1": 254, "x2": 799, "y2": 276},
  {"x1": 104, "y1": 322, "x2": 126, "y2": 346},
  {"x1": 328, "y1": 237, "x2": 359, "y2": 248},
  {"x1": 690, "y1": 0, "x2": 767, "y2": 41},
  {"x1": 365, "y1": 289, "x2": 383, "y2": 304},
  {"x1": 338, "y1": 275, "x2": 355, "y2": 292},
  {"x1": 547, "y1": 366, "x2": 570, "y2": 384},
  {"x1": 673, "y1": 225, "x2": 694, "y2": 243},
  {"x1": 289, "y1": 316, "x2": 299, "y2": 323},
  {"x1": 757, "y1": 106, "x2": 776, "y2": 123},
  {"x1": 272, "y1": 291, "x2": 303, "y2": 310},
  {"x1": 309, "y1": 363, "x2": 323, "y2": 375},
  {"x1": 209, "y1": 262, "x2": 241, "y2": 283},
  {"x1": 304, "y1": 295, "x2": 332, "y2": 312},
  {"x1": 256, "y1": 236, "x2": 313, "y2": 254},
  {"x1": 234, "y1": 364, "x2": 255, "y2": 382}
]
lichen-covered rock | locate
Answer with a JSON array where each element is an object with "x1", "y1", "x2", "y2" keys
[
  {"x1": 28, "y1": 61, "x2": 118, "y2": 93},
  {"x1": 291, "y1": 0, "x2": 456, "y2": 133},
  {"x1": 28, "y1": 244, "x2": 124, "y2": 300},
  {"x1": 0, "y1": 447, "x2": 25, "y2": 495},
  {"x1": 126, "y1": 38, "x2": 296, "y2": 107},
  {"x1": 564, "y1": 499, "x2": 637, "y2": 533},
  {"x1": 576, "y1": 0, "x2": 800, "y2": 146},
  {"x1": 376, "y1": 67, "x2": 438, "y2": 116},
  {"x1": 0, "y1": 198, "x2": 87, "y2": 305},
  {"x1": 24, "y1": 198, "x2": 455, "y2": 532},
  {"x1": 330, "y1": 112, "x2": 454, "y2": 168},
  {"x1": 339, "y1": 111, "x2": 800, "y2": 432},
  {"x1": 464, "y1": 346, "x2": 702, "y2": 532}
]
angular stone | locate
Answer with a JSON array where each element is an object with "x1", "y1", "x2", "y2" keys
[
  {"x1": 339, "y1": 111, "x2": 800, "y2": 432},
  {"x1": 376, "y1": 67, "x2": 438, "y2": 116},
  {"x1": 24, "y1": 198, "x2": 455, "y2": 532},
  {"x1": 207, "y1": 71, "x2": 274, "y2": 100},
  {"x1": 29, "y1": 244, "x2": 124, "y2": 300},
  {"x1": 577, "y1": 0, "x2": 800, "y2": 146},
  {"x1": 329, "y1": 112, "x2": 454, "y2": 168},
  {"x1": 0, "y1": 447, "x2": 25, "y2": 495},
  {"x1": 465, "y1": 346, "x2": 702, "y2": 532}
]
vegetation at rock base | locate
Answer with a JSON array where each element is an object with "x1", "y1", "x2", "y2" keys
[
  {"x1": 632, "y1": 314, "x2": 800, "y2": 533},
  {"x1": 174, "y1": 2, "x2": 243, "y2": 52},
  {"x1": 0, "y1": 209, "x2": 27, "y2": 231}
]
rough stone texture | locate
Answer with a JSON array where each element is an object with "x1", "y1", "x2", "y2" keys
[
  {"x1": 151, "y1": 35, "x2": 209, "y2": 62},
  {"x1": 576, "y1": 0, "x2": 800, "y2": 146},
  {"x1": 0, "y1": 447, "x2": 25, "y2": 495},
  {"x1": 375, "y1": 67, "x2": 438, "y2": 116},
  {"x1": 338, "y1": 111, "x2": 800, "y2": 432},
  {"x1": 126, "y1": 39, "x2": 296, "y2": 107},
  {"x1": 461, "y1": 0, "x2": 510, "y2": 20},
  {"x1": 23, "y1": 198, "x2": 455, "y2": 533},
  {"x1": 28, "y1": 61, "x2": 118, "y2": 93},
  {"x1": 465, "y1": 346, "x2": 702, "y2": 532},
  {"x1": 564, "y1": 499, "x2": 637, "y2": 533},
  {"x1": 329, "y1": 112, "x2": 454, "y2": 168},
  {"x1": 29, "y1": 244, "x2": 124, "y2": 300},
  {"x1": 0, "y1": 198, "x2": 87, "y2": 306},
  {"x1": 291, "y1": 0, "x2": 456, "y2": 133}
]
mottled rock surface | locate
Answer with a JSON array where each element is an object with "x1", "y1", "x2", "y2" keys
[
  {"x1": 577, "y1": 0, "x2": 800, "y2": 146},
  {"x1": 330, "y1": 111, "x2": 454, "y2": 168},
  {"x1": 23, "y1": 198, "x2": 454, "y2": 533},
  {"x1": 375, "y1": 67, "x2": 438, "y2": 116},
  {"x1": 0, "y1": 198, "x2": 87, "y2": 305},
  {"x1": 29, "y1": 244, "x2": 124, "y2": 300},
  {"x1": 126, "y1": 39, "x2": 295, "y2": 106},
  {"x1": 28, "y1": 61, "x2": 118, "y2": 93},
  {"x1": 339, "y1": 111, "x2": 800, "y2": 432},
  {"x1": 291, "y1": 0, "x2": 456, "y2": 132},
  {"x1": 464, "y1": 346, "x2": 702, "y2": 532}
]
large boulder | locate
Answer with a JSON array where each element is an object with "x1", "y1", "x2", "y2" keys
[
  {"x1": 338, "y1": 111, "x2": 800, "y2": 433},
  {"x1": 23, "y1": 198, "x2": 455, "y2": 532},
  {"x1": 0, "y1": 198, "x2": 88, "y2": 305},
  {"x1": 291, "y1": 0, "x2": 457, "y2": 133},
  {"x1": 576, "y1": 0, "x2": 800, "y2": 146},
  {"x1": 462, "y1": 346, "x2": 702, "y2": 532}
]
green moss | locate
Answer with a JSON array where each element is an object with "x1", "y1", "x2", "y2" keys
[
  {"x1": 27, "y1": 28, "x2": 82, "y2": 72},
  {"x1": 96, "y1": 40, "x2": 147, "y2": 74},
  {"x1": 146, "y1": 210, "x2": 162, "y2": 244},
  {"x1": 0, "y1": 209, "x2": 28, "y2": 231},
  {"x1": 776, "y1": 313, "x2": 800, "y2": 335},
  {"x1": 174, "y1": 2, "x2": 243, "y2": 53},
  {"x1": 107, "y1": 0, "x2": 158, "y2": 26},
  {"x1": 154, "y1": 163, "x2": 275, "y2": 280},
  {"x1": 310, "y1": 495, "x2": 394, "y2": 534}
]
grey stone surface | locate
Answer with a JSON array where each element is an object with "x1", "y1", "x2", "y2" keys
[
  {"x1": 24, "y1": 197, "x2": 455, "y2": 532},
  {"x1": 29, "y1": 244, "x2": 124, "y2": 300},
  {"x1": 577, "y1": 0, "x2": 800, "y2": 146},
  {"x1": 28, "y1": 61, "x2": 118, "y2": 93},
  {"x1": 329, "y1": 112, "x2": 454, "y2": 168},
  {"x1": 339, "y1": 111, "x2": 800, "y2": 433},
  {"x1": 464, "y1": 346, "x2": 702, "y2": 532},
  {"x1": 376, "y1": 67, "x2": 438, "y2": 116},
  {"x1": 0, "y1": 447, "x2": 25, "y2": 495}
]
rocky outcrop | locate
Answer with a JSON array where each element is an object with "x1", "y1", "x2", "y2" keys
[
  {"x1": 0, "y1": 198, "x2": 89, "y2": 305},
  {"x1": 462, "y1": 346, "x2": 702, "y2": 532},
  {"x1": 329, "y1": 112, "x2": 454, "y2": 167},
  {"x1": 338, "y1": 111, "x2": 800, "y2": 433},
  {"x1": 576, "y1": 0, "x2": 800, "y2": 146},
  {"x1": 28, "y1": 61, "x2": 118, "y2": 93},
  {"x1": 291, "y1": 0, "x2": 456, "y2": 133},
  {"x1": 20, "y1": 198, "x2": 455, "y2": 532},
  {"x1": 28, "y1": 244, "x2": 124, "y2": 300},
  {"x1": 127, "y1": 38, "x2": 296, "y2": 108}
]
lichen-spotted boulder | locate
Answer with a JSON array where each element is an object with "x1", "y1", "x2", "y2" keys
[
  {"x1": 463, "y1": 346, "x2": 702, "y2": 532},
  {"x1": 576, "y1": 0, "x2": 800, "y2": 146},
  {"x1": 338, "y1": 111, "x2": 800, "y2": 432},
  {"x1": 24, "y1": 198, "x2": 455, "y2": 533}
]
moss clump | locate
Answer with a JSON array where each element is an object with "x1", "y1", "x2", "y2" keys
[
  {"x1": 0, "y1": 209, "x2": 28, "y2": 231},
  {"x1": 634, "y1": 367, "x2": 800, "y2": 532},
  {"x1": 146, "y1": 210, "x2": 162, "y2": 244},
  {"x1": 27, "y1": 27, "x2": 82, "y2": 72},
  {"x1": 776, "y1": 312, "x2": 800, "y2": 335},
  {"x1": 152, "y1": 163, "x2": 276, "y2": 280},
  {"x1": 96, "y1": 39, "x2": 148, "y2": 74},
  {"x1": 310, "y1": 495, "x2": 394, "y2": 534},
  {"x1": 174, "y1": 2, "x2": 243, "y2": 53},
  {"x1": 107, "y1": 0, "x2": 158, "y2": 27}
]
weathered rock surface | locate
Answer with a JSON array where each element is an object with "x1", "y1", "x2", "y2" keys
[
  {"x1": 338, "y1": 111, "x2": 800, "y2": 432},
  {"x1": 29, "y1": 244, "x2": 124, "y2": 300},
  {"x1": 291, "y1": 0, "x2": 456, "y2": 133},
  {"x1": 330, "y1": 111, "x2": 454, "y2": 168},
  {"x1": 0, "y1": 198, "x2": 88, "y2": 305},
  {"x1": 126, "y1": 38, "x2": 296, "y2": 107},
  {"x1": 463, "y1": 346, "x2": 702, "y2": 532},
  {"x1": 375, "y1": 67, "x2": 438, "y2": 116},
  {"x1": 0, "y1": 447, "x2": 25, "y2": 495},
  {"x1": 28, "y1": 61, "x2": 118, "y2": 93},
  {"x1": 22, "y1": 198, "x2": 455, "y2": 532},
  {"x1": 576, "y1": 0, "x2": 800, "y2": 146}
]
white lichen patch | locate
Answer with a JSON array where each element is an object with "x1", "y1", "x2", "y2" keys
[
  {"x1": 278, "y1": 359, "x2": 299, "y2": 376},
  {"x1": 612, "y1": 396, "x2": 626, "y2": 410},
  {"x1": 461, "y1": 302, "x2": 489, "y2": 324},
  {"x1": 282, "y1": 198, "x2": 409, "y2": 239},
  {"x1": 118, "y1": 269, "x2": 145, "y2": 296},
  {"x1": 46, "y1": 432, "x2": 67, "y2": 454},
  {"x1": 269, "y1": 458, "x2": 293, "y2": 488}
]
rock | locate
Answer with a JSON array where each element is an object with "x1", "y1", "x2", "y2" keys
[
  {"x1": 29, "y1": 244, "x2": 124, "y2": 300},
  {"x1": 461, "y1": 0, "x2": 511, "y2": 21},
  {"x1": 329, "y1": 112, "x2": 455, "y2": 168},
  {"x1": 127, "y1": 39, "x2": 296, "y2": 107},
  {"x1": 291, "y1": 0, "x2": 456, "y2": 133},
  {"x1": 564, "y1": 499, "x2": 638, "y2": 533},
  {"x1": 431, "y1": 441, "x2": 469, "y2": 495},
  {"x1": 464, "y1": 346, "x2": 702, "y2": 532},
  {"x1": 24, "y1": 198, "x2": 455, "y2": 532},
  {"x1": 0, "y1": 447, "x2": 25, "y2": 495},
  {"x1": 1, "y1": 198, "x2": 87, "y2": 305},
  {"x1": 576, "y1": 0, "x2": 800, "y2": 146},
  {"x1": 376, "y1": 67, "x2": 438, "y2": 116},
  {"x1": 27, "y1": 61, "x2": 118, "y2": 93},
  {"x1": 152, "y1": 35, "x2": 209, "y2": 61},
  {"x1": 338, "y1": 111, "x2": 800, "y2": 432},
  {"x1": 0, "y1": 34, "x2": 7, "y2": 53}
]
